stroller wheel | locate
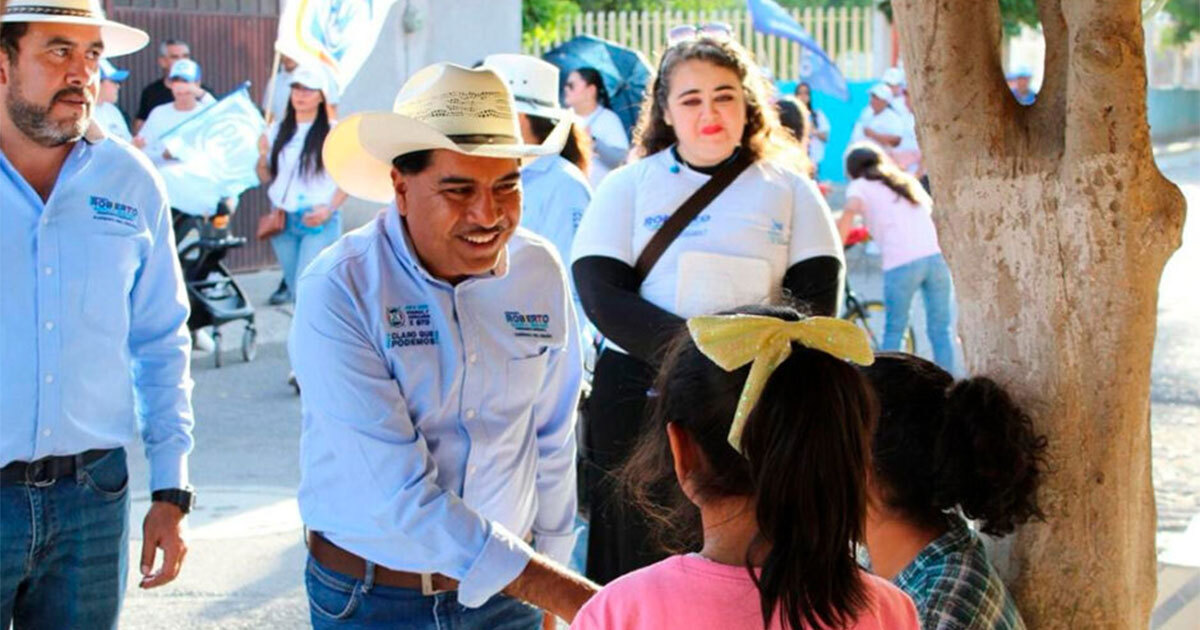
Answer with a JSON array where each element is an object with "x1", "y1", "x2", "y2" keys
[
  {"x1": 212, "y1": 329, "x2": 223, "y2": 368},
  {"x1": 242, "y1": 326, "x2": 258, "y2": 362}
]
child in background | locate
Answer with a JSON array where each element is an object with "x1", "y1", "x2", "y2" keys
[
  {"x1": 571, "y1": 305, "x2": 920, "y2": 630},
  {"x1": 861, "y1": 352, "x2": 1046, "y2": 630}
]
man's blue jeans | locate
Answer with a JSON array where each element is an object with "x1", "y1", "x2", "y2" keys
[
  {"x1": 1, "y1": 448, "x2": 130, "y2": 629},
  {"x1": 305, "y1": 556, "x2": 542, "y2": 629},
  {"x1": 270, "y1": 210, "x2": 342, "y2": 292},
  {"x1": 883, "y1": 253, "x2": 957, "y2": 371}
]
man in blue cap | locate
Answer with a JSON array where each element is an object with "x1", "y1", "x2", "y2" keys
[
  {"x1": 94, "y1": 58, "x2": 131, "y2": 140},
  {"x1": 1009, "y1": 65, "x2": 1037, "y2": 105}
]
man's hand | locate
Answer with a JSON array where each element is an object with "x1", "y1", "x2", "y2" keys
[
  {"x1": 503, "y1": 555, "x2": 598, "y2": 623},
  {"x1": 302, "y1": 205, "x2": 333, "y2": 227},
  {"x1": 258, "y1": 133, "x2": 270, "y2": 157},
  {"x1": 139, "y1": 501, "x2": 188, "y2": 589}
]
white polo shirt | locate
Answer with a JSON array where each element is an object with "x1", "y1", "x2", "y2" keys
[{"x1": 571, "y1": 147, "x2": 843, "y2": 320}]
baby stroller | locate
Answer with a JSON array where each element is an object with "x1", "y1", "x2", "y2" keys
[{"x1": 174, "y1": 198, "x2": 257, "y2": 368}]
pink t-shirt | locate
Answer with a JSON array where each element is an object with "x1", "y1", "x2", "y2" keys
[
  {"x1": 570, "y1": 554, "x2": 920, "y2": 630},
  {"x1": 845, "y1": 178, "x2": 941, "y2": 271}
]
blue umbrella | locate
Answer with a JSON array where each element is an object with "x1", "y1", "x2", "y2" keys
[{"x1": 542, "y1": 35, "x2": 652, "y2": 136}]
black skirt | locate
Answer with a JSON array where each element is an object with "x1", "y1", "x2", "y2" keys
[{"x1": 582, "y1": 349, "x2": 668, "y2": 584}]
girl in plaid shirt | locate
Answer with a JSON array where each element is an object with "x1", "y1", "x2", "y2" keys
[{"x1": 861, "y1": 353, "x2": 1048, "y2": 630}]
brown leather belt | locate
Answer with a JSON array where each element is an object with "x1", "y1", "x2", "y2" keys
[{"x1": 306, "y1": 530, "x2": 459, "y2": 595}]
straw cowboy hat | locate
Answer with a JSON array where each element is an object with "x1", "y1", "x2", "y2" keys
[
  {"x1": 2, "y1": 0, "x2": 149, "y2": 57},
  {"x1": 324, "y1": 62, "x2": 570, "y2": 203},
  {"x1": 482, "y1": 53, "x2": 576, "y2": 123}
]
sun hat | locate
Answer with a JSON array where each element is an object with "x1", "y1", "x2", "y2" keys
[
  {"x1": 481, "y1": 53, "x2": 574, "y2": 123},
  {"x1": 881, "y1": 66, "x2": 906, "y2": 87},
  {"x1": 167, "y1": 58, "x2": 201, "y2": 83},
  {"x1": 323, "y1": 62, "x2": 570, "y2": 203},
  {"x1": 290, "y1": 65, "x2": 328, "y2": 93},
  {"x1": 868, "y1": 83, "x2": 893, "y2": 102},
  {"x1": 1, "y1": 0, "x2": 148, "y2": 57},
  {"x1": 99, "y1": 58, "x2": 128, "y2": 82}
]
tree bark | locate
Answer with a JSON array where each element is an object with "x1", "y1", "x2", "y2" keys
[{"x1": 890, "y1": 0, "x2": 1187, "y2": 627}]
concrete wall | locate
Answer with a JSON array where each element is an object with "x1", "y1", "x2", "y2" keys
[
  {"x1": 1148, "y1": 88, "x2": 1200, "y2": 143},
  {"x1": 337, "y1": 0, "x2": 522, "y2": 228}
]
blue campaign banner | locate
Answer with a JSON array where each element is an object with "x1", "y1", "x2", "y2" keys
[
  {"x1": 778, "y1": 79, "x2": 875, "y2": 182},
  {"x1": 160, "y1": 83, "x2": 265, "y2": 211},
  {"x1": 747, "y1": 0, "x2": 849, "y2": 101}
]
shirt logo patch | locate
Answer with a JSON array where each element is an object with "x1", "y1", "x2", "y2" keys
[
  {"x1": 383, "y1": 304, "x2": 438, "y2": 348},
  {"x1": 505, "y1": 311, "x2": 552, "y2": 339},
  {"x1": 643, "y1": 213, "x2": 710, "y2": 237},
  {"x1": 89, "y1": 196, "x2": 139, "y2": 227},
  {"x1": 387, "y1": 307, "x2": 406, "y2": 328},
  {"x1": 768, "y1": 219, "x2": 787, "y2": 245}
]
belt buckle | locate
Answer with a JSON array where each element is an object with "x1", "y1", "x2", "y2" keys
[
  {"x1": 27, "y1": 461, "x2": 55, "y2": 488},
  {"x1": 420, "y1": 573, "x2": 448, "y2": 596}
]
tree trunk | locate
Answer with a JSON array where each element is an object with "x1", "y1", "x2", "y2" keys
[{"x1": 890, "y1": 0, "x2": 1187, "y2": 627}]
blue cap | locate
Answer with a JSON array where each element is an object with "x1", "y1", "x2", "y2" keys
[
  {"x1": 168, "y1": 58, "x2": 201, "y2": 83},
  {"x1": 1011, "y1": 65, "x2": 1034, "y2": 79},
  {"x1": 100, "y1": 59, "x2": 129, "y2": 82}
]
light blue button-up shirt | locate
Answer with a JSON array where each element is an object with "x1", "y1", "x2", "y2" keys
[
  {"x1": 521, "y1": 154, "x2": 592, "y2": 342},
  {"x1": 1, "y1": 125, "x2": 194, "y2": 491},
  {"x1": 290, "y1": 206, "x2": 582, "y2": 608}
]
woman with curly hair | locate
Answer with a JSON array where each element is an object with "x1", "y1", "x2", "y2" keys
[
  {"x1": 861, "y1": 352, "x2": 1048, "y2": 630},
  {"x1": 570, "y1": 25, "x2": 844, "y2": 584}
]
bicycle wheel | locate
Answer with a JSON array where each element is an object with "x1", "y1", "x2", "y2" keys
[
  {"x1": 862, "y1": 301, "x2": 916, "y2": 354},
  {"x1": 843, "y1": 304, "x2": 882, "y2": 350}
]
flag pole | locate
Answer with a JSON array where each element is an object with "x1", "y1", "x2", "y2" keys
[{"x1": 263, "y1": 49, "x2": 282, "y2": 126}]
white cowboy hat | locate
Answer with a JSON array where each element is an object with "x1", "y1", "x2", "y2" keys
[
  {"x1": 324, "y1": 62, "x2": 570, "y2": 203},
  {"x1": 2, "y1": 0, "x2": 149, "y2": 57},
  {"x1": 482, "y1": 53, "x2": 576, "y2": 123}
]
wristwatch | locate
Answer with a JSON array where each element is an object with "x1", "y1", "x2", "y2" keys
[{"x1": 152, "y1": 487, "x2": 196, "y2": 515}]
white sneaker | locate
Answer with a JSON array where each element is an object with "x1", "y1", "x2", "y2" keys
[{"x1": 192, "y1": 328, "x2": 216, "y2": 353}]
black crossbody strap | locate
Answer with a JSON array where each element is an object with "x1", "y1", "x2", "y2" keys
[{"x1": 633, "y1": 150, "x2": 754, "y2": 284}]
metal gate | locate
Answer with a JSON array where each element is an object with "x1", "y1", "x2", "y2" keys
[{"x1": 106, "y1": 1, "x2": 281, "y2": 272}]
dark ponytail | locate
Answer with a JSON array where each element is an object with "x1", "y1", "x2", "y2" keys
[
  {"x1": 844, "y1": 144, "x2": 924, "y2": 206},
  {"x1": 269, "y1": 95, "x2": 331, "y2": 180},
  {"x1": 620, "y1": 304, "x2": 874, "y2": 630},
  {"x1": 526, "y1": 114, "x2": 593, "y2": 177},
  {"x1": 863, "y1": 353, "x2": 1047, "y2": 537}
]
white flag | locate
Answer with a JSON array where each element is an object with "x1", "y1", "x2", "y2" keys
[{"x1": 276, "y1": 0, "x2": 399, "y2": 92}]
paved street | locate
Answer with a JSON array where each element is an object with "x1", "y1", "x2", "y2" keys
[{"x1": 116, "y1": 146, "x2": 1200, "y2": 628}]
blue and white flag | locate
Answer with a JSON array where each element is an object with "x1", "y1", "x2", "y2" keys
[
  {"x1": 746, "y1": 0, "x2": 849, "y2": 100},
  {"x1": 276, "y1": 0, "x2": 399, "y2": 92},
  {"x1": 160, "y1": 84, "x2": 265, "y2": 215}
]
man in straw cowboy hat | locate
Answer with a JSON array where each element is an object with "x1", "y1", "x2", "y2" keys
[
  {"x1": 291, "y1": 61, "x2": 597, "y2": 628},
  {"x1": 0, "y1": 0, "x2": 197, "y2": 627}
]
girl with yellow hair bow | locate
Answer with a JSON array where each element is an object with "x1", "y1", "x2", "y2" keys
[{"x1": 570, "y1": 305, "x2": 920, "y2": 630}]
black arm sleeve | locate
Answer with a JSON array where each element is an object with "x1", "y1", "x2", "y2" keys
[
  {"x1": 782, "y1": 255, "x2": 844, "y2": 317},
  {"x1": 572, "y1": 256, "x2": 685, "y2": 365}
]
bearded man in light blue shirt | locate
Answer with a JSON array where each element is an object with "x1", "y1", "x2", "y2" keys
[
  {"x1": 0, "y1": 2, "x2": 196, "y2": 628},
  {"x1": 292, "y1": 62, "x2": 597, "y2": 629}
]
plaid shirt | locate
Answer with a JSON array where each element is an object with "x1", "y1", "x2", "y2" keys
[{"x1": 892, "y1": 517, "x2": 1027, "y2": 630}]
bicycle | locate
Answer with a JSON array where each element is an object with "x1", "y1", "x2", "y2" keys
[{"x1": 841, "y1": 228, "x2": 916, "y2": 353}]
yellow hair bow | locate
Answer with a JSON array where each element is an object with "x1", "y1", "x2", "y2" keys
[{"x1": 686, "y1": 314, "x2": 875, "y2": 453}]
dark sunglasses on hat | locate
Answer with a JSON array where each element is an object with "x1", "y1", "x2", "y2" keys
[{"x1": 667, "y1": 22, "x2": 733, "y2": 46}]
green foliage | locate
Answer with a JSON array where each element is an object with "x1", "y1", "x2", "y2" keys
[
  {"x1": 523, "y1": 0, "x2": 581, "y2": 49},
  {"x1": 1162, "y1": 0, "x2": 1199, "y2": 45}
]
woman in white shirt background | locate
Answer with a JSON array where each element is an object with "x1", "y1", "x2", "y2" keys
[
  {"x1": 570, "y1": 26, "x2": 844, "y2": 585},
  {"x1": 563, "y1": 66, "x2": 630, "y2": 188},
  {"x1": 255, "y1": 66, "x2": 347, "y2": 306},
  {"x1": 836, "y1": 143, "x2": 956, "y2": 372}
]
